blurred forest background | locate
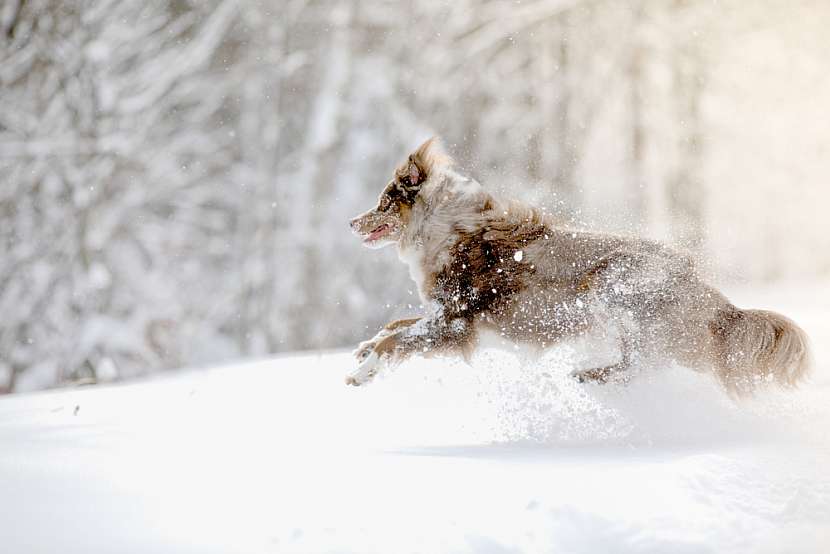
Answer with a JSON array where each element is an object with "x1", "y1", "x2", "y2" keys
[{"x1": 1, "y1": 0, "x2": 829, "y2": 392}]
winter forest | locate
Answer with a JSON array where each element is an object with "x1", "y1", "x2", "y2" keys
[{"x1": 1, "y1": 0, "x2": 829, "y2": 393}]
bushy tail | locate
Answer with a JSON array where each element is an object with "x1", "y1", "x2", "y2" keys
[{"x1": 710, "y1": 306, "x2": 811, "y2": 395}]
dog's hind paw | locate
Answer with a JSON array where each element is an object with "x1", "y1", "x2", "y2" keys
[
  {"x1": 571, "y1": 364, "x2": 630, "y2": 385},
  {"x1": 345, "y1": 351, "x2": 380, "y2": 386}
]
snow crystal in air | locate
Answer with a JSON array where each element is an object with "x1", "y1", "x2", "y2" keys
[{"x1": 514, "y1": 250, "x2": 523, "y2": 262}]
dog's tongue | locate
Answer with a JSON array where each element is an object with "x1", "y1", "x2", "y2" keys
[{"x1": 366, "y1": 224, "x2": 390, "y2": 242}]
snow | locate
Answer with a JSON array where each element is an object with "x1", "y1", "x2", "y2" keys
[{"x1": 1, "y1": 285, "x2": 829, "y2": 553}]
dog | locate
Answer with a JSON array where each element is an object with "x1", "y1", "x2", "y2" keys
[{"x1": 347, "y1": 138, "x2": 810, "y2": 395}]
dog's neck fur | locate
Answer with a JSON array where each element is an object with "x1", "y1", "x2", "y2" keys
[
  {"x1": 397, "y1": 167, "x2": 485, "y2": 297},
  {"x1": 397, "y1": 164, "x2": 547, "y2": 305}
]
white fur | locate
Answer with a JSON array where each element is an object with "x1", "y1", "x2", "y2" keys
[{"x1": 345, "y1": 351, "x2": 380, "y2": 386}]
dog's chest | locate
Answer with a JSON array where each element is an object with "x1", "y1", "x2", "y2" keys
[
  {"x1": 398, "y1": 246, "x2": 428, "y2": 295},
  {"x1": 426, "y1": 230, "x2": 540, "y2": 317}
]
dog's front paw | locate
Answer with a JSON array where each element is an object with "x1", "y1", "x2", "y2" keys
[
  {"x1": 352, "y1": 340, "x2": 377, "y2": 363},
  {"x1": 345, "y1": 351, "x2": 380, "y2": 386}
]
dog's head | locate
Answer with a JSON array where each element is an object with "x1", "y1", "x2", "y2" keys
[{"x1": 350, "y1": 137, "x2": 451, "y2": 248}]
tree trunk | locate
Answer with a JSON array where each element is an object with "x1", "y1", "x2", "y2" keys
[{"x1": 668, "y1": 0, "x2": 706, "y2": 251}]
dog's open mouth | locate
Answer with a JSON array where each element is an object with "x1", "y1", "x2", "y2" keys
[{"x1": 364, "y1": 223, "x2": 391, "y2": 243}]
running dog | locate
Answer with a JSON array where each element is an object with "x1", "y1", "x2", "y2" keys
[{"x1": 347, "y1": 138, "x2": 810, "y2": 394}]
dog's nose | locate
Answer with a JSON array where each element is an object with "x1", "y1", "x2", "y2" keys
[{"x1": 349, "y1": 218, "x2": 359, "y2": 231}]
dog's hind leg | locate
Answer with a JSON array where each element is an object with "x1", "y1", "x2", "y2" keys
[{"x1": 571, "y1": 338, "x2": 632, "y2": 385}]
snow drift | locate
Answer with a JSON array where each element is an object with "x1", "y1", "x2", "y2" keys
[{"x1": 1, "y1": 327, "x2": 828, "y2": 554}]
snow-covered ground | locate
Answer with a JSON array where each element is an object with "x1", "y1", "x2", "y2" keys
[{"x1": 1, "y1": 284, "x2": 829, "y2": 553}]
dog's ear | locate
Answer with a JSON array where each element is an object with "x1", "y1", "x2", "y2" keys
[{"x1": 400, "y1": 137, "x2": 452, "y2": 187}]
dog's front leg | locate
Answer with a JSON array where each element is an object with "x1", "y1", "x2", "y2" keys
[
  {"x1": 345, "y1": 315, "x2": 473, "y2": 386},
  {"x1": 352, "y1": 318, "x2": 421, "y2": 362},
  {"x1": 346, "y1": 318, "x2": 421, "y2": 386}
]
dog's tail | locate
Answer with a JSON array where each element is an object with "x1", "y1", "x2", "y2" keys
[{"x1": 710, "y1": 306, "x2": 811, "y2": 395}]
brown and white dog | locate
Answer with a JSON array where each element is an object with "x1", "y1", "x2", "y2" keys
[{"x1": 347, "y1": 138, "x2": 810, "y2": 395}]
